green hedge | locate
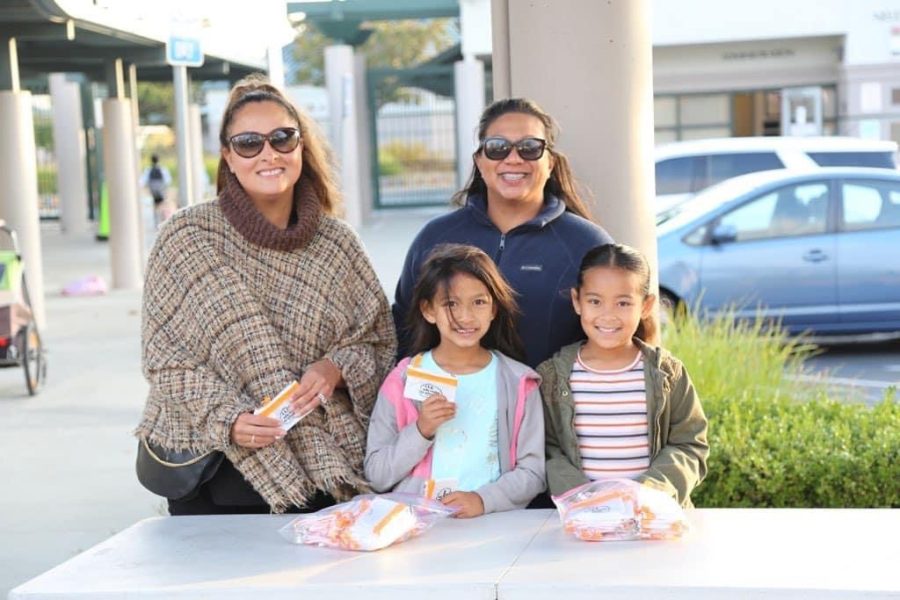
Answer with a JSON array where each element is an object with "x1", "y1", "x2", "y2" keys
[
  {"x1": 663, "y1": 309, "x2": 899, "y2": 508},
  {"x1": 37, "y1": 166, "x2": 58, "y2": 195}
]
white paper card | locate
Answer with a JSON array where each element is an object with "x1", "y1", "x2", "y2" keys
[
  {"x1": 253, "y1": 381, "x2": 306, "y2": 431},
  {"x1": 403, "y1": 365, "x2": 458, "y2": 403}
]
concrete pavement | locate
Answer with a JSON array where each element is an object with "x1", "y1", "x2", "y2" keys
[{"x1": 0, "y1": 203, "x2": 443, "y2": 597}]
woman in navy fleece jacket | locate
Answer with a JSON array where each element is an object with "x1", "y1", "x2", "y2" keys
[{"x1": 393, "y1": 98, "x2": 614, "y2": 369}]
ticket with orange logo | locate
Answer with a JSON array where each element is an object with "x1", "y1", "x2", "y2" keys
[
  {"x1": 403, "y1": 365, "x2": 458, "y2": 403},
  {"x1": 254, "y1": 380, "x2": 306, "y2": 431}
]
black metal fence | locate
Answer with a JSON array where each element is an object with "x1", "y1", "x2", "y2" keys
[
  {"x1": 32, "y1": 98, "x2": 59, "y2": 219},
  {"x1": 369, "y1": 67, "x2": 457, "y2": 208}
]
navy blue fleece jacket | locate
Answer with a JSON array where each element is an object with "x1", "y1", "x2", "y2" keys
[{"x1": 393, "y1": 193, "x2": 613, "y2": 367}]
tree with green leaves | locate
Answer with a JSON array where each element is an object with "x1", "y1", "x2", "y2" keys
[
  {"x1": 136, "y1": 81, "x2": 205, "y2": 125},
  {"x1": 290, "y1": 18, "x2": 457, "y2": 105}
]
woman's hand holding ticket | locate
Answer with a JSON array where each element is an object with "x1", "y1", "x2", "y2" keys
[
  {"x1": 230, "y1": 412, "x2": 285, "y2": 449},
  {"x1": 416, "y1": 393, "x2": 456, "y2": 439},
  {"x1": 291, "y1": 358, "x2": 343, "y2": 416}
]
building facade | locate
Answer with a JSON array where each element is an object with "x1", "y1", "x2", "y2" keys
[{"x1": 650, "y1": 0, "x2": 900, "y2": 143}]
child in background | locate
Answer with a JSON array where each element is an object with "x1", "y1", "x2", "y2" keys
[
  {"x1": 538, "y1": 243, "x2": 708, "y2": 507},
  {"x1": 365, "y1": 244, "x2": 545, "y2": 518}
]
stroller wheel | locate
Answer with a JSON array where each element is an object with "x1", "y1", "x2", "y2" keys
[{"x1": 20, "y1": 322, "x2": 43, "y2": 396}]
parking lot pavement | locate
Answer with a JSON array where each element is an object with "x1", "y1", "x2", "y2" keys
[
  {"x1": 0, "y1": 207, "x2": 443, "y2": 597},
  {"x1": 800, "y1": 342, "x2": 900, "y2": 406}
]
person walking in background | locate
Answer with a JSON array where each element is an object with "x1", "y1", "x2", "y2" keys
[
  {"x1": 393, "y1": 98, "x2": 615, "y2": 370},
  {"x1": 139, "y1": 154, "x2": 172, "y2": 226},
  {"x1": 136, "y1": 74, "x2": 396, "y2": 515},
  {"x1": 539, "y1": 243, "x2": 708, "y2": 507},
  {"x1": 366, "y1": 244, "x2": 545, "y2": 518}
]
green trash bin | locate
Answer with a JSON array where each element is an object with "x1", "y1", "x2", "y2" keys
[{"x1": 96, "y1": 181, "x2": 109, "y2": 241}]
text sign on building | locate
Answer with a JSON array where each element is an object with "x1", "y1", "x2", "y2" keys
[{"x1": 166, "y1": 36, "x2": 204, "y2": 67}]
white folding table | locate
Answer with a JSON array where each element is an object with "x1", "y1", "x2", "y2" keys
[
  {"x1": 10, "y1": 508, "x2": 899, "y2": 599},
  {"x1": 499, "y1": 508, "x2": 900, "y2": 599},
  {"x1": 8, "y1": 510, "x2": 552, "y2": 600}
]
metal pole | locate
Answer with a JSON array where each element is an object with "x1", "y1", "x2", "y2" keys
[{"x1": 172, "y1": 65, "x2": 193, "y2": 207}]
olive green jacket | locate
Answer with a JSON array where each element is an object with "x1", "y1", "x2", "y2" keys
[{"x1": 537, "y1": 339, "x2": 709, "y2": 507}]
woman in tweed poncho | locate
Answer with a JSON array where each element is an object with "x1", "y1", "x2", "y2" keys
[{"x1": 136, "y1": 75, "x2": 396, "y2": 515}]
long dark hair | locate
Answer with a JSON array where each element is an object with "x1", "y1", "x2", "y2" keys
[
  {"x1": 407, "y1": 244, "x2": 525, "y2": 361},
  {"x1": 217, "y1": 73, "x2": 339, "y2": 215},
  {"x1": 452, "y1": 97, "x2": 593, "y2": 221},
  {"x1": 575, "y1": 243, "x2": 659, "y2": 345}
]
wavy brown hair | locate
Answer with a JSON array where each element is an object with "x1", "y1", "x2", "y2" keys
[
  {"x1": 217, "y1": 73, "x2": 340, "y2": 215},
  {"x1": 407, "y1": 244, "x2": 525, "y2": 362},
  {"x1": 452, "y1": 97, "x2": 593, "y2": 221},
  {"x1": 575, "y1": 243, "x2": 659, "y2": 345}
]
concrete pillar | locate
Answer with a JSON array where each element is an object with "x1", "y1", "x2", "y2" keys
[
  {"x1": 489, "y1": 1, "x2": 511, "y2": 99},
  {"x1": 267, "y1": 43, "x2": 286, "y2": 91},
  {"x1": 101, "y1": 99, "x2": 142, "y2": 289},
  {"x1": 1, "y1": 37, "x2": 20, "y2": 92},
  {"x1": 172, "y1": 65, "x2": 193, "y2": 207},
  {"x1": 48, "y1": 73, "x2": 90, "y2": 235},
  {"x1": 325, "y1": 45, "x2": 363, "y2": 229},
  {"x1": 353, "y1": 53, "x2": 373, "y2": 224},
  {"x1": 454, "y1": 57, "x2": 486, "y2": 187},
  {"x1": 105, "y1": 58, "x2": 125, "y2": 100},
  {"x1": 0, "y1": 91, "x2": 46, "y2": 329},
  {"x1": 491, "y1": 0, "x2": 658, "y2": 282},
  {"x1": 189, "y1": 104, "x2": 206, "y2": 203},
  {"x1": 127, "y1": 63, "x2": 146, "y2": 254},
  {"x1": 324, "y1": 45, "x2": 350, "y2": 152}
]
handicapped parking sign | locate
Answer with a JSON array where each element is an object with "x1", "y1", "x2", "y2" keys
[{"x1": 166, "y1": 36, "x2": 204, "y2": 67}]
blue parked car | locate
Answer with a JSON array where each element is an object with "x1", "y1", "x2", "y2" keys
[{"x1": 657, "y1": 168, "x2": 900, "y2": 339}]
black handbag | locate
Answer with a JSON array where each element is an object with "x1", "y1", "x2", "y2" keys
[{"x1": 135, "y1": 438, "x2": 225, "y2": 500}]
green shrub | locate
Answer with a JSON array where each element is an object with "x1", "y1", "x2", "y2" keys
[
  {"x1": 378, "y1": 148, "x2": 403, "y2": 176},
  {"x1": 663, "y1": 309, "x2": 900, "y2": 508},
  {"x1": 37, "y1": 166, "x2": 57, "y2": 195},
  {"x1": 205, "y1": 155, "x2": 220, "y2": 186},
  {"x1": 378, "y1": 140, "x2": 455, "y2": 175}
]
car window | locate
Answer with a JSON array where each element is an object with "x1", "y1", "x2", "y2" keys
[
  {"x1": 717, "y1": 182, "x2": 830, "y2": 242},
  {"x1": 656, "y1": 157, "x2": 698, "y2": 195},
  {"x1": 807, "y1": 151, "x2": 896, "y2": 168},
  {"x1": 841, "y1": 180, "x2": 900, "y2": 231},
  {"x1": 706, "y1": 152, "x2": 784, "y2": 187}
]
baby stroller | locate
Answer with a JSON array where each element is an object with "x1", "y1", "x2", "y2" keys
[{"x1": 0, "y1": 221, "x2": 46, "y2": 395}]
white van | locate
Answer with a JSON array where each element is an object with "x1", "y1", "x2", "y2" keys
[{"x1": 654, "y1": 136, "x2": 898, "y2": 213}]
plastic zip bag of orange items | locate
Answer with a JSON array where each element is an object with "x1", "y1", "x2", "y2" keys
[
  {"x1": 279, "y1": 493, "x2": 457, "y2": 551},
  {"x1": 551, "y1": 479, "x2": 689, "y2": 542}
]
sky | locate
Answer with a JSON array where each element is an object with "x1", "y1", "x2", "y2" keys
[{"x1": 56, "y1": 0, "x2": 298, "y2": 66}]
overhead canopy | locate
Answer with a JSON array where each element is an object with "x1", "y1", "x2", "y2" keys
[
  {"x1": 1, "y1": 0, "x2": 263, "y2": 92},
  {"x1": 287, "y1": 0, "x2": 458, "y2": 46}
]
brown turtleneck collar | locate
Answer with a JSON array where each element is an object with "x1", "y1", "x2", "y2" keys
[{"x1": 218, "y1": 169, "x2": 321, "y2": 251}]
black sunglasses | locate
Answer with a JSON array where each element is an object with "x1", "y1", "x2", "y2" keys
[
  {"x1": 479, "y1": 136, "x2": 548, "y2": 161},
  {"x1": 228, "y1": 127, "x2": 301, "y2": 158}
]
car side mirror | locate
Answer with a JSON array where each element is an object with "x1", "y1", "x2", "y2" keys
[{"x1": 710, "y1": 223, "x2": 738, "y2": 245}]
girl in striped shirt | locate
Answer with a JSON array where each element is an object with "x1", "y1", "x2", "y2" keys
[{"x1": 537, "y1": 244, "x2": 708, "y2": 507}]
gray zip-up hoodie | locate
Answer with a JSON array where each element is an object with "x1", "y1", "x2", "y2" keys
[{"x1": 365, "y1": 352, "x2": 546, "y2": 514}]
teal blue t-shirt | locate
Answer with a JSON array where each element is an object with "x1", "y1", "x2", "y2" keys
[{"x1": 422, "y1": 351, "x2": 501, "y2": 492}]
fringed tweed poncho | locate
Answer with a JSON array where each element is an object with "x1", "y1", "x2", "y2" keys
[{"x1": 136, "y1": 173, "x2": 396, "y2": 512}]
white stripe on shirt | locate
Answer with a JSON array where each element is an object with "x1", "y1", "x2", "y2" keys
[{"x1": 570, "y1": 350, "x2": 650, "y2": 481}]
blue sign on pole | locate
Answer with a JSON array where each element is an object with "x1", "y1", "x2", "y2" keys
[{"x1": 166, "y1": 36, "x2": 204, "y2": 67}]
